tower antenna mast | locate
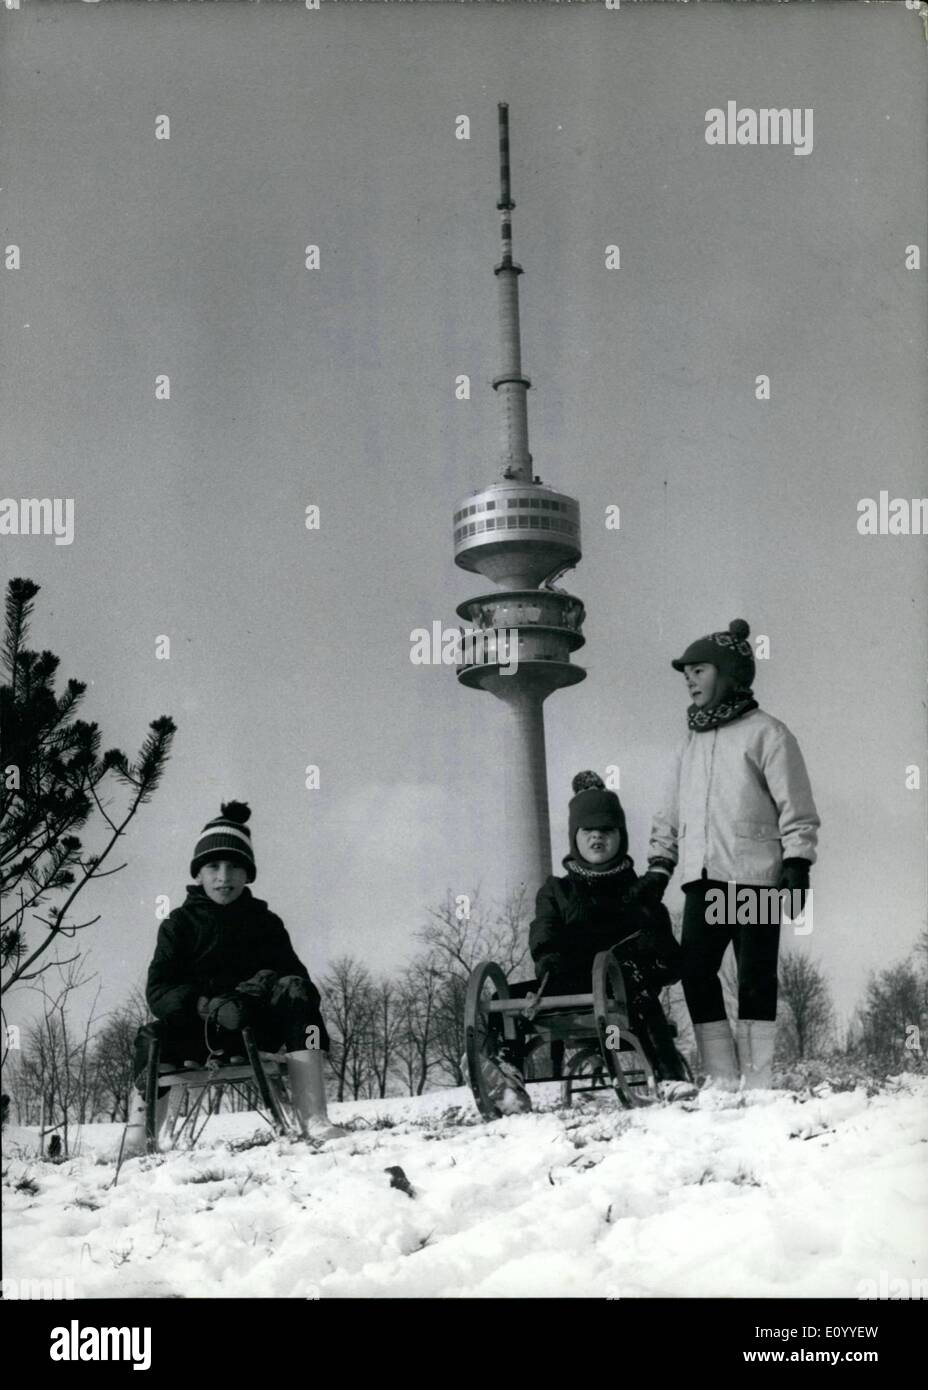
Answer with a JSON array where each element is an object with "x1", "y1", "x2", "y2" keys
[{"x1": 494, "y1": 102, "x2": 533, "y2": 483}]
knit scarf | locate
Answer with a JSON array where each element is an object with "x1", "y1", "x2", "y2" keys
[
  {"x1": 563, "y1": 854, "x2": 635, "y2": 884},
  {"x1": 687, "y1": 690, "x2": 758, "y2": 733}
]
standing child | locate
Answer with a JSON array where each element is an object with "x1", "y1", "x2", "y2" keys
[
  {"x1": 640, "y1": 619, "x2": 820, "y2": 1088},
  {"x1": 123, "y1": 800, "x2": 345, "y2": 1155}
]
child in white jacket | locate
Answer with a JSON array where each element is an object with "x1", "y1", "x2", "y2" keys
[{"x1": 640, "y1": 619, "x2": 820, "y2": 1088}]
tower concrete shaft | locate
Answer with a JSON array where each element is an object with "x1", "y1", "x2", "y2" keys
[
  {"x1": 452, "y1": 104, "x2": 587, "y2": 902},
  {"x1": 486, "y1": 677, "x2": 555, "y2": 900},
  {"x1": 501, "y1": 689, "x2": 551, "y2": 899}
]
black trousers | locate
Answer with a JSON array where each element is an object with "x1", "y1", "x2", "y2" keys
[
  {"x1": 133, "y1": 974, "x2": 329, "y2": 1085},
  {"x1": 681, "y1": 881, "x2": 780, "y2": 1025}
]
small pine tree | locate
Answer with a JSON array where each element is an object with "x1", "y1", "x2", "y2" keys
[{"x1": 1, "y1": 578, "x2": 176, "y2": 994}]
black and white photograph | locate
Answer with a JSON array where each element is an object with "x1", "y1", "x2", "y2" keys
[{"x1": 1, "y1": 0, "x2": 926, "y2": 1357}]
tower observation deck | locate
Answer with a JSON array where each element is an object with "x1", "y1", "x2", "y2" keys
[{"x1": 452, "y1": 104, "x2": 587, "y2": 898}]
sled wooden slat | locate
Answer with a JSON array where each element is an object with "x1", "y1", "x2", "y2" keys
[
  {"x1": 486, "y1": 993, "x2": 594, "y2": 1013},
  {"x1": 156, "y1": 1059, "x2": 284, "y2": 1088}
]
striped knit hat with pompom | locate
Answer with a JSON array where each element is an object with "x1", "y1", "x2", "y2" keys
[
  {"x1": 190, "y1": 801, "x2": 256, "y2": 882},
  {"x1": 671, "y1": 618, "x2": 755, "y2": 689}
]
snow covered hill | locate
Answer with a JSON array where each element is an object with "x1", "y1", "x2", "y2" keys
[{"x1": 4, "y1": 1078, "x2": 926, "y2": 1299}]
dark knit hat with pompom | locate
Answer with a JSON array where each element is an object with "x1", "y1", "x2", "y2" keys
[
  {"x1": 671, "y1": 618, "x2": 755, "y2": 689},
  {"x1": 567, "y1": 771, "x2": 628, "y2": 861},
  {"x1": 190, "y1": 801, "x2": 256, "y2": 882}
]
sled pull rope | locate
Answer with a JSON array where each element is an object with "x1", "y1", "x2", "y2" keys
[{"x1": 203, "y1": 1009, "x2": 227, "y2": 1071}]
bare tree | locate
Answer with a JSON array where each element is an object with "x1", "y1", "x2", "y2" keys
[
  {"x1": 4, "y1": 1046, "x2": 35, "y2": 1125},
  {"x1": 418, "y1": 887, "x2": 533, "y2": 979},
  {"x1": 393, "y1": 956, "x2": 443, "y2": 1096},
  {"x1": 918, "y1": 926, "x2": 928, "y2": 971},
  {"x1": 345, "y1": 1003, "x2": 375, "y2": 1101},
  {"x1": 858, "y1": 961, "x2": 925, "y2": 1070},
  {"x1": 11, "y1": 961, "x2": 103, "y2": 1154},
  {"x1": 92, "y1": 986, "x2": 149, "y2": 1121},
  {"x1": 430, "y1": 973, "x2": 468, "y2": 1086},
  {"x1": 364, "y1": 979, "x2": 401, "y2": 1099},
  {"x1": 319, "y1": 955, "x2": 374, "y2": 1102},
  {"x1": 412, "y1": 887, "x2": 533, "y2": 1090},
  {"x1": 777, "y1": 950, "x2": 835, "y2": 1061}
]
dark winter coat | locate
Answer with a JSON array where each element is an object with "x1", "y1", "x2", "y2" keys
[
  {"x1": 146, "y1": 886, "x2": 320, "y2": 1027},
  {"x1": 529, "y1": 858, "x2": 682, "y2": 992}
]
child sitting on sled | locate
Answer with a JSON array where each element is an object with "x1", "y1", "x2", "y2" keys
[
  {"x1": 482, "y1": 771, "x2": 695, "y2": 1112},
  {"x1": 123, "y1": 800, "x2": 345, "y2": 1155}
]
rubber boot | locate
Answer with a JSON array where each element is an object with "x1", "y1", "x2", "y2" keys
[
  {"x1": 656, "y1": 1079, "x2": 700, "y2": 1102},
  {"x1": 120, "y1": 1087, "x2": 170, "y2": 1160},
  {"x1": 736, "y1": 1019, "x2": 776, "y2": 1089},
  {"x1": 286, "y1": 1049, "x2": 347, "y2": 1140},
  {"x1": 481, "y1": 1048, "x2": 533, "y2": 1114},
  {"x1": 693, "y1": 1019, "x2": 739, "y2": 1089}
]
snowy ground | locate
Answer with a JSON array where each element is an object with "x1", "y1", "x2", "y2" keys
[{"x1": 3, "y1": 1077, "x2": 927, "y2": 1299}]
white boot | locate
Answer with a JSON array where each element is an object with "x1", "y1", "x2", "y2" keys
[
  {"x1": 120, "y1": 1087, "x2": 170, "y2": 1160},
  {"x1": 693, "y1": 1020, "x2": 739, "y2": 1089},
  {"x1": 736, "y1": 1020, "x2": 777, "y2": 1089},
  {"x1": 286, "y1": 1050, "x2": 347, "y2": 1140}
]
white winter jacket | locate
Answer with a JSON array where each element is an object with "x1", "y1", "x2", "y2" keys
[{"x1": 648, "y1": 709, "x2": 819, "y2": 887}]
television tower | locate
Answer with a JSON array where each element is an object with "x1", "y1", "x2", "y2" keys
[{"x1": 453, "y1": 103, "x2": 586, "y2": 899}]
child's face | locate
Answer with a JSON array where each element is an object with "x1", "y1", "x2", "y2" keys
[
  {"x1": 576, "y1": 825, "x2": 622, "y2": 864},
  {"x1": 683, "y1": 662, "x2": 722, "y2": 708},
  {"x1": 197, "y1": 860, "x2": 249, "y2": 904}
]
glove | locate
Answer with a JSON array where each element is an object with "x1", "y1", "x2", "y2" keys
[
  {"x1": 634, "y1": 870, "x2": 670, "y2": 906},
  {"x1": 778, "y1": 858, "x2": 811, "y2": 913},
  {"x1": 268, "y1": 973, "x2": 312, "y2": 1008},
  {"x1": 235, "y1": 969, "x2": 278, "y2": 1005},
  {"x1": 200, "y1": 993, "x2": 249, "y2": 1032},
  {"x1": 534, "y1": 954, "x2": 564, "y2": 982},
  {"x1": 635, "y1": 910, "x2": 684, "y2": 988}
]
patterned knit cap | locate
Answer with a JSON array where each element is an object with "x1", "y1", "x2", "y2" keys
[
  {"x1": 671, "y1": 618, "x2": 755, "y2": 689},
  {"x1": 190, "y1": 801, "x2": 256, "y2": 882}
]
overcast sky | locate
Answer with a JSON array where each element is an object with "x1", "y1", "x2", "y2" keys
[{"x1": 2, "y1": 0, "x2": 925, "y2": 1035}]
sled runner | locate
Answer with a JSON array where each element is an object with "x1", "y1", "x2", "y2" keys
[
  {"x1": 464, "y1": 948, "x2": 691, "y2": 1119},
  {"x1": 122, "y1": 1025, "x2": 303, "y2": 1164}
]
